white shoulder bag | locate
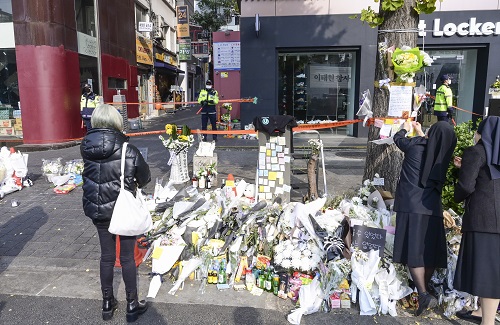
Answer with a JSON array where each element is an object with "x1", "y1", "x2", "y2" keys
[{"x1": 108, "y1": 142, "x2": 153, "y2": 236}]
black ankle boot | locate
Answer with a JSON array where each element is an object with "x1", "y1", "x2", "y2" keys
[
  {"x1": 102, "y1": 289, "x2": 118, "y2": 321},
  {"x1": 416, "y1": 292, "x2": 437, "y2": 316},
  {"x1": 126, "y1": 292, "x2": 148, "y2": 323}
]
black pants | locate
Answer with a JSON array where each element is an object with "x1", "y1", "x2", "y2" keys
[
  {"x1": 95, "y1": 223, "x2": 137, "y2": 297},
  {"x1": 201, "y1": 113, "x2": 217, "y2": 141},
  {"x1": 83, "y1": 118, "x2": 92, "y2": 131}
]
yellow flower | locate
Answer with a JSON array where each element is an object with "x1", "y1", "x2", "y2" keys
[
  {"x1": 179, "y1": 135, "x2": 188, "y2": 141},
  {"x1": 165, "y1": 124, "x2": 173, "y2": 135}
]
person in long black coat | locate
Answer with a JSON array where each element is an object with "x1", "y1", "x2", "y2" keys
[
  {"x1": 81, "y1": 104, "x2": 151, "y2": 322},
  {"x1": 453, "y1": 116, "x2": 500, "y2": 325},
  {"x1": 392, "y1": 120, "x2": 457, "y2": 316}
]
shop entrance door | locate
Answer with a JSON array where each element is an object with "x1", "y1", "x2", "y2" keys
[{"x1": 415, "y1": 49, "x2": 477, "y2": 125}]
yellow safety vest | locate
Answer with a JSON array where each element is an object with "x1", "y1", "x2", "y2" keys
[
  {"x1": 434, "y1": 84, "x2": 452, "y2": 112},
  {"x1": 80, "y1": 93, "x2": 98, "y2": 111}
]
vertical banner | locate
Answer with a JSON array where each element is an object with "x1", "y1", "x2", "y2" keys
[
  {"x1": 178, "y1": 39, "x2": 192, "y2": 61},
  {"x1": 176, "y1": 6, "x2": 189, "y2": 39}
]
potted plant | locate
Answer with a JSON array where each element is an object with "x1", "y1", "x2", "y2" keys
[{"x1": 489, "y1": 75, "x2": 500, "y2": 98}]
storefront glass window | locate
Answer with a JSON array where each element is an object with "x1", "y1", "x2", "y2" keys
[
  {"x1": 0, "y1": 49, "x2": 18, "y2": 108},
  {"x1": 0, "y1": 0, "x2": 13, "y2": 23},
  {"x1": 75, "y1": 0, "x2": 96, "y2": 37},
  {"x1": 415, "y1": 49, "x2": 477, "y2": 125},
  {"x1": 278, "y1": 51, "x2": 357, "y2": 135}
]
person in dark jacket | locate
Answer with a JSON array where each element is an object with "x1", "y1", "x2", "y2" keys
[
  {"x1": 81, "y1": 104, "x2": 151, "y2": 322},
  {"x1": 392, "y1": 120, "x2": 457, "y2": 316},
  {"x1": 453, "y1": 117, "x2": 500, "y2": 325}
]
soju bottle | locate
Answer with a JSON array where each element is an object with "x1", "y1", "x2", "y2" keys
[
  {"x1": 218, "y1": 259, "x2": 226, "y2": 284},
  {"x1": 265, "y1": 268, "x2": 272, "y2": 292}
]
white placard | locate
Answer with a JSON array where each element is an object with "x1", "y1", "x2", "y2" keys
[
  {"x1": 77, "y1": 32, "x2": 97, "y2": 57},
  {"x1": 138, "y1": 22, "x2": 153, "y2": 32},
  {"x1": 213, "y1": 42, "x2": 240, "y2": 70},
  {"x1": 388, "y1": 86, "x2": 413, "y2": 117}
]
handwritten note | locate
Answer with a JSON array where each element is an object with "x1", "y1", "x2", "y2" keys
[
  {"x1": 352, "y1": 225, "x2": 387, "y2": 257},
  {"x1": 388, "y1": 86, "x2": 413, "y2": 117}
]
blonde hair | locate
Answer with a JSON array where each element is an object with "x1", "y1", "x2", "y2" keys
[{"x1": 91, "y1": 104, "x2": 123, "y2": 131}]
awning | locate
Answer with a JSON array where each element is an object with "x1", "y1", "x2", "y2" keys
[{"x1": 154, "y1": 61, "x2": 184, "y2": 74}]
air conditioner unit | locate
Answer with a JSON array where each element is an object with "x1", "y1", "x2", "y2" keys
[{"x1": 154, "y1": 15, "x2": 166, "y2": 39}]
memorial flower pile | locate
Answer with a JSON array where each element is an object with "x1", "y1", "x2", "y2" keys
[{"x1": 141, "y1": 169, "x2": 475, "y2": 323}]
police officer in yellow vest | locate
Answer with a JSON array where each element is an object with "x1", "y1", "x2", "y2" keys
[
  {"x1": 197, "y1": 80, "x2": 219, "y2": 141},
  {"x1": 434, "y1": 74, "x2": 454, "y2": 122},
  {"x1": 80, "y1": 83, "x2": 99, "y2": 131}
]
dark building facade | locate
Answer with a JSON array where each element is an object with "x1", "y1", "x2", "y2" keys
[{"x1": 240, "y1": 3, "x2": 500, "y2": 137}]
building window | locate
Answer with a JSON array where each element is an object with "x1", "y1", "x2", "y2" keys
[
  {"x1": 108, "y1": 78, "x2": 127, "y2": 90},
  {"x1": 0, "y1": 0, "x2": 13, "y2": 23},
  {"x1": 75, "y1": 0, "x2": 96, "y2": 37},
  {"x1": 135, "y1": 4, "x2": 148, "y2": 35},
  {"x1": 0, "y1": 49, "x2": 18, "y2": 108},
  {"x1": 278, "y1": 51, "x2": 357, "y2": 135},
  {"x1": 415, "y1": 48, "x2": 478, "y2": 125}
]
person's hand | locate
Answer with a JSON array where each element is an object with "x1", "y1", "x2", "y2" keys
[
  {"x1": 208, "y1": 100, "x2": 214, "y2": 105},
  {"x1": 412, "y1": 121, "x2": 425, "y2": 136},
  {"x1": 453, "y1": 156, "x2": 462, "y2": 168},
  {"x1": 202, "y1": 100, "x2": 208, "y2": 106},
  {"x1": 402, "y1": 121, "x2": 411, "y2": 132}
]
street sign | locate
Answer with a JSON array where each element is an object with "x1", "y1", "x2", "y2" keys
[
  {"x1": 138, "y1": 22, "x2": 153, "y2": 32},
  {"x1": 178, "y1": 39, "x2": 191, "y2": 61}
]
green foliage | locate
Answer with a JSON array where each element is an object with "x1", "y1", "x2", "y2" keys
[
  {"x1": 381, "y1": 0, "x2": 404, "y2": 11},
  {"x1": 414, "y1": 0, "x2": 439, "y2": 14},
  {"x1": 351, "y1": 0, "x2": 440, "y2": 27},
  {"x1": 191, "y1": 0, "x2": 237, "y2": 33},
  {"x1": 350, "y1": 6, "x2": 384, "y2": 28},
  {"x1": 442, "y1": 119, "x2": 478, "y2": 214}
]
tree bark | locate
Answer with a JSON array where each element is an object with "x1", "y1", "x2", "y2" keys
[
  {"x1": 306, "y1": 154, "x2": 319, "y2": 202},
  {"x1": 363, "y1": 0, "x2": 419, "y2": 195}
]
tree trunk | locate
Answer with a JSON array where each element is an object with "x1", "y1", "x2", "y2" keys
[
  {"x1": 363, "y1": 0, "x2": 419, "y2": 195},
  {"x1": 305, "y1": 154, "x2": 319, "y2": 202}
]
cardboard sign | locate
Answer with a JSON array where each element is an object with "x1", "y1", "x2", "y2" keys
[{"x1": 352, "y1": 225, "x2": 386, "y2": 257}]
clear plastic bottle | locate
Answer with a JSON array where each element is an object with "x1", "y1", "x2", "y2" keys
[{"x1": 245, "y1": 268, "x2": 255, "y2": 291}]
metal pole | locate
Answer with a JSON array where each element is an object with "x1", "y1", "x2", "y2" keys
[{"x1": 94, "y1": 0, "x2": 103, "y2": 96}]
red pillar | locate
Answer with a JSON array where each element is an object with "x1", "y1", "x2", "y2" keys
[{"x1": 16, "y1": 45, "x2": 83, "y2": 144}]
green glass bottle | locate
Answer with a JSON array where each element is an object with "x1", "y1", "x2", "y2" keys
[
  {"x1": 218, "y1": 259, "x2": 227, "y2": 284},
  {"x1": 265, "y1": 268, "x2": 272, "y2": 292},
  {"x1": 272, "y1": 273, "x2": 280, "y2": 295}
]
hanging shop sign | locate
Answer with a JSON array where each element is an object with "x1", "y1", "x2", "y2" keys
[
  {"x1": 309, "y1": 66, "x2": 351, "y2": 89},
  {"x1": 136, "y1": 34, "x2": 153, "y2": 65},
  {"x1": 213, "y1": 42, "x2": 240, "y2": 70},
  {"x1": 178, "y1": 39, "x2": 191, "y2": 61},
  {"x1": 176, "y1": 5, "x2": 190, "y2": 38},
  {"x1": 419, "y1": 18, "x2": 500, "y2": 37},
  {"x1": 138, "y1": 22, "x2": 153, "y2": 32},
  {"x1": 77, "y1": 32, "x2": 98, "y2": 58}
]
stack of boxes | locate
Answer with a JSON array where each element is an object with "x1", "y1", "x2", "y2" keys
[{"x1": 0, "y1": 118, "x2": 22, "y2": 137}]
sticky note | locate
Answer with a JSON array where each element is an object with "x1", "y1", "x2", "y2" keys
[
  {"x1": 259, "y1": 186, "x2": 264, "y2": 192},
  {"x1": 278, "y1": 137, "x2": 286, "y2": 145},
  {"x1": 271, "y1": 157, "x2": 278, "y2": 164},
  {"x1": 266, "y1": 150, "x2": 271, "y2": 156},
  {"x1": 269, "y1": 181, "x2": 275, "y2": 187}
]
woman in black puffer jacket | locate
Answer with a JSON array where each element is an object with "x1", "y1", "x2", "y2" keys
[{"x1": 81, "y1": 104, "x2": 150, "y2": 322}]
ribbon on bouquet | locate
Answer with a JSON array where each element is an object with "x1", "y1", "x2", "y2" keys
[
  {"x1": 322, "y1": 235, "x2": 345, "y2": 260},
  {"x1": 167, "y1": 147, "x2": 189, "y2": 166},
  {"x1": 350, "y1": 250, "x2": 381, "y2": 316}
]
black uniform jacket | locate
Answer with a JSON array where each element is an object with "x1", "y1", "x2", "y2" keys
[
  {"x1": 454, "y1": 141, "x2": 500, "y2": 234},
  {"x1": 393, "y1": 129, "x2": 443, "y2": 216},
  {"x1": 80, "y1": 128, "x2": 151, "y2": 225}
]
